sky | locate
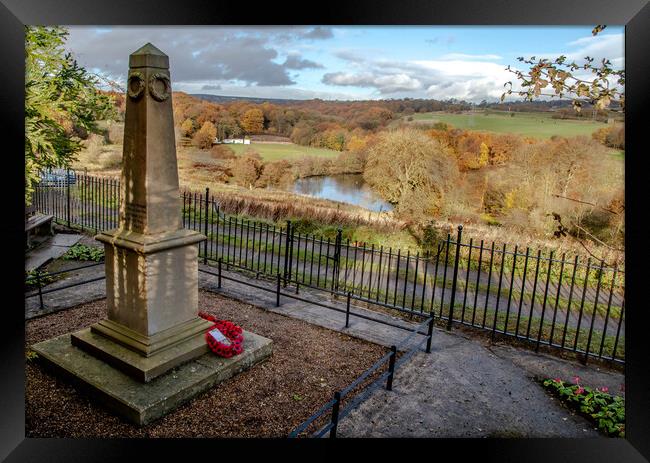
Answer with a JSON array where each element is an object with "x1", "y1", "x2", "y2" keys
[{"x1": 64, "y1": 26, "x2": 625, "y2": 103}]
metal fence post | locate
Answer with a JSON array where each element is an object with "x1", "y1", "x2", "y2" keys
[
  {"x1": 447, "y1": 225, "x2": 463, "y2": 331},
  {"x1": 283, "y1": 220, "x2": 292, "y2": 287},
  {"x1": 203, "y1": 187, "x2": 210, "y2": 265},
  {"x1": 426, "y1": 316, "x2": 434, "y2": 353},
  {"x1": 36, "y1": 272, "x2": 44, "y2": 311},
  {"x1": 345, "y1": 292, "x2": 351, "y2": 328},
  {"x1": 329, "y1": 391, "x2": 341, "y2": 438},
  {"x1": 276, "y1": 273, "x2": 282, "y2": 307},
  {"x1": 332, "y1": 227, "x2": 343, "y2": 292},
  {"x1": 66, "y1": 169, "x2": 71, "y2": 228},
  {"x1": 386, "y1": 345, "x2": 397, "y2": 391},
  {"x1": 218, "y1": 257, "x2": 222, "y2": 289},
  {"x1": 583, "y1": 259, "x2": 606, "y2": 365}
]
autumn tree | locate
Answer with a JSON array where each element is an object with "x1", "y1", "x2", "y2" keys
[
  {"x1": 210, "y1": 144, "x2": 237, "y2": 160},
  {"x1": 353, "y1": 107, "x2": 393, "y2": 131},
  {"x1": 239, "y1": 108, "x2": 265, "y2": 134},
  {"x1": 180, "y1": 118, "x2": 195, "y2": 137},
  {"x1": 25, "y1": 26, "x2": 114, "y2": 203},
  {"x1": 290, "y1": 122, "x2": 316, "y2": 146},
  {"x1": 363, "y1": 128, "x2": 458, "y2": 219},
  {"x1": 493, "y1": 136, "x2": 622, "y2": 245},
  {"x1": 192, "y1": 121, "x2": 217, "y2": 149},
  {"x1": 592, "y1": 125, "x2": 624, "y2": 150},
  {"x1": 229, "y1": 151, "x2": 264, "y2": 188},
  {"x1": 332, "y1": 150, "x2": 366, "y2": 174},
  {"x1": 488, "y1": 133, "x2": 525, "y2": 165},
  {"x1": 346, "y1": 135, "x2": 367, "y2": 153},
  {"x1": 194, "y1": 102, "x2": 222, "y2": 127},
  {"x1": 216, "y1": 116, "x2": 242, "y2": 140},
  {"x1": 257, "y1": 160, "x2": 293, "y2": 188}
]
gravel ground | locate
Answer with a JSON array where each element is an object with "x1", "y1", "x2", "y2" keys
[{"x1": 26, "y1": 291, "x2": 386, "y2": 438}]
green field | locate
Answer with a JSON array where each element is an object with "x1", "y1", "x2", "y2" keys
[
  {"x1": 227, "y1": 142, "x2": 339, "y2": 161},
  {"x1": 404, "y1": 111, "x2": 610, "y2": 139}
]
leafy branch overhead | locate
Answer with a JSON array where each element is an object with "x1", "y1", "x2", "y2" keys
[
  {"x1": 25, "y1": 26, "x2": 115, "y2": 204},
  {"x1": 501, "y1": 25, "x2": 624, "y2": 113}
]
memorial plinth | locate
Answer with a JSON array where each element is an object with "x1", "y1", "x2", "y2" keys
[
  {"x1": 71, "y1": 42, "x2": 214, "y2": 380},
  {"x1": 32, "y1": 43, "x2": 272, "y2": 425}
]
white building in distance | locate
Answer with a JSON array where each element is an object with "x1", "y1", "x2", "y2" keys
[{"x1": 216, "y1": 138, "x2": 251, "y2": 145}]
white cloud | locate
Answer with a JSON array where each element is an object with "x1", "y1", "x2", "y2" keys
[
  {"x1": 416, "y1": 60, "x2": 515, "y2": 100},
  {"x1": 322, "y1": 72, "x2": 421, "y2": 93},
  {"x1": 65, "y1": 26, "x2": 333, "y2": 88},
  {"x1": 439, "y1": 53, "x2": 503, "y2": 61},
  {"x1": 323, "y1": 54, "x2": 516, "y2": 101},
  {"x1": 566, "y1": 33, "x2": 624, "y2": 68},
  {"x1": 176, "y1": 81, "x2": 358, "y2": 100}
]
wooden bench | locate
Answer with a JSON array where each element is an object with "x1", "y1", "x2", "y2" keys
[{"x1": 25, "y1": 206, "x2": 54, "y2": 249}]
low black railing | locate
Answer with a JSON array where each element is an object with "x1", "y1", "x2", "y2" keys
[
  {"x1": 25, "y1": 261, "x2": 106, "y2": 313},
  {"x1": 288, "y1": 315, "x2": 434, "y2": 438},
  {"x1": 32, "y1": 172, "x2": 626, "y2": 364}
]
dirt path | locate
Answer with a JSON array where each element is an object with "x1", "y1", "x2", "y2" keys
[{"x1": 337, "y1": 329, "x2": 604, "y2": 438}]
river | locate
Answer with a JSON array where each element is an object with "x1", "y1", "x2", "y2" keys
[{"x1": 292, "y1": 174, "x2": 393, "y2": 212}]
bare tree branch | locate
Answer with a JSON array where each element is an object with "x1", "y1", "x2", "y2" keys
[
  {"x1": 551, "y1": 194, "x2": 622, "y2": 215},
  {"x1": 572, "y1": 222, "x2": 624, "y2": 253}
]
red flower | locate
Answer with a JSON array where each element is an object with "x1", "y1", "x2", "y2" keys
[
  {"x1": 575, "y1": 386, "x2": 585, "y2": 394},
  {"x1": 600, "y1": 386, "x2": 609, "y2": 393},
  {"x1": 554, "y1": 378, "x2": 562, "y2": 383},
  {"x1": 572, "y1": 376, "x2": 581, "y2": 385}
]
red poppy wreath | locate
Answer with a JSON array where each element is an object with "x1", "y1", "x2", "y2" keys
[{"x1": 198, "y1": 312, "x2": 244, "y2": 358}]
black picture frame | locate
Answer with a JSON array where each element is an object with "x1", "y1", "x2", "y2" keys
[{"x1": 1, "y1": 0, "x2": 648, "y2": 460}]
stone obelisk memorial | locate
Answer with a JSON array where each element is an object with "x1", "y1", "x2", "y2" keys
[{"x1": 33, "y1": 43, "x2": 272, "y2": 425}]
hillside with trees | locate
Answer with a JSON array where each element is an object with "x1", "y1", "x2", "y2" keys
[{"x1": 81, "y1": 89, "x2": 623, "y2": 262}]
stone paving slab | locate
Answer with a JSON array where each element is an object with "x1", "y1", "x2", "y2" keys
[
  {"x1": 50, "y1": 233, "x2": 85, "y2": 247},
  {"x1": 25, "y1": 233, "x2": 82, "y2": 271},
  {"x1": 32, "y1": 329, "x2": 273, "y2": 425}
]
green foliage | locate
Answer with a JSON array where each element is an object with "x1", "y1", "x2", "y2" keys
[
  {"x1": 25, "y1": 349, "x2": 39, "y2": 362},
  {"x1": 25, "y1": 26, "x2": 115, "y2": 204},
  {"x1": 420, "y1": 222, "x2": 443, "y2": 254},
  {"x1": 542, "y1": 377, "x2": 625, "y2": 437},
  {"x1": 289, "y1": 217, "x2": 320, "y2": 236},
  {"x1": 62, "y1": 244, "x2": 104, "y2": 262},
  {"x1": 25, "y1": 269, "x2": 54, "y2": 289}
]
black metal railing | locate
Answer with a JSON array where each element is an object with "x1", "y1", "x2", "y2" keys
[
  {"x1": 31, "y1": 172, "x2": 626, "y2": 364},
  {"x1": 25, "y1": 261, "x2": 106, "y2": 313},
  {"x1": 288, "y1": 315, "x2": 434, "y2": 438}
]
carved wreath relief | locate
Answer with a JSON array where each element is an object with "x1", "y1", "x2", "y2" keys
[
  {"x1": 127, "y1": 72, "x2": 145, "y2": 99},
  {"x1": 127, "y1": 72, "x2": 171, "y2": 102},
  {"x1": 149, "y1": 73, "x2": 171, "y2": 101}
]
